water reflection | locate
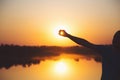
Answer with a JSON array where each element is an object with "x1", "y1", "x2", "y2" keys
[
  {"x1": 0, "y1": 59, "x2": 102, "y2": 80},
  {"x1": 0, "y1": 45, "x2": 102, "y2": 69}
]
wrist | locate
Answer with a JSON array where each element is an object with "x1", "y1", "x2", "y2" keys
[{"x1": 67, "y1": 33, "x2": 71, "y2": 37}]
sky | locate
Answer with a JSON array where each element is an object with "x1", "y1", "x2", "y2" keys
[{"x1": 0, "y1": 0, "x2": 120, "y2": 46}]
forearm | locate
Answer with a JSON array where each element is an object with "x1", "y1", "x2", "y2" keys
[{"x1": 67, "y1": 34, "x2": 95, "y2": 49}]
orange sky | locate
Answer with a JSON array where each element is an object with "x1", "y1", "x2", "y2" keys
[{"x1": 0, "y1": 0, "x2": 120, "y2": 46}]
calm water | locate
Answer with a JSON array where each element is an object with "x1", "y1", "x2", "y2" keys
[{"x1": 0, "y1": 54, "x2": 102, "y2": 80}]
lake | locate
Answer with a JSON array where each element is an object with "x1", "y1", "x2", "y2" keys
[{"x1": 0, "y1": 53, "x2": 102, "y2": 80}]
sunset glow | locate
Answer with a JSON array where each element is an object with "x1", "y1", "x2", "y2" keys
[
  {"x1": 0, "y1": 0, "x2": 119, "y2": 46},
  {"x1": 53, "y1": 25, "x2": 70, "y2": 39},
  {"x1": 54, "y1": 61, "x2": 68, "y2": 75},
  {"x1": 59, "y1": 30, "x2": 64, "y2": 36},
  {"x1": 0, "y1": 0, "x2": 120, "y2": 80}
]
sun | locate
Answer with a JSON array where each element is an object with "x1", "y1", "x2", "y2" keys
[
  {"x1": 54, "y1": 61, "x2": 68, "y2": 75},
  {"x1": 53, "y1": 25, "x2": 70, "y2": 39}
]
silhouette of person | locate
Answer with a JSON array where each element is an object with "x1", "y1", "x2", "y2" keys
[{"x1": 59, "y1": 30, "x2": 120, "y2": 80}]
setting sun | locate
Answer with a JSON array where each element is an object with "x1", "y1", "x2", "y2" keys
[
  {"x1": 54, "y1": 61, "x2": 68, "y2": 75},
  {"x1": 53, "y1": 25, "x2": 70, "y2": 39},
  {"x1": 59, "y1": 30, "x2": 65, "y2": 36}
]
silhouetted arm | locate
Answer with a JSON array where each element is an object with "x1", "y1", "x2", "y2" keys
[
  {"x1": 67, "y1": 34, "x2": 97, "y2": 49},
  {"x1": 59, "y1": 30, "x2": 97, "y2": 50}
]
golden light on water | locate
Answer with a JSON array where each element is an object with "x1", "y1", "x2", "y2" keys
[{"x1": 54, "y1": 61, "x2": 68, "y2": 75}]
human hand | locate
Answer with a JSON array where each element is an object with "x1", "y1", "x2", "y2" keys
[{"x1": 59, "y1": 30, "x2": 69, "y2": 37}]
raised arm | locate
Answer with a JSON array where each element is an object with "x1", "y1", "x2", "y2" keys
[{"x1": 59, "y1": 30, "x2": 97, "y2": 49}]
